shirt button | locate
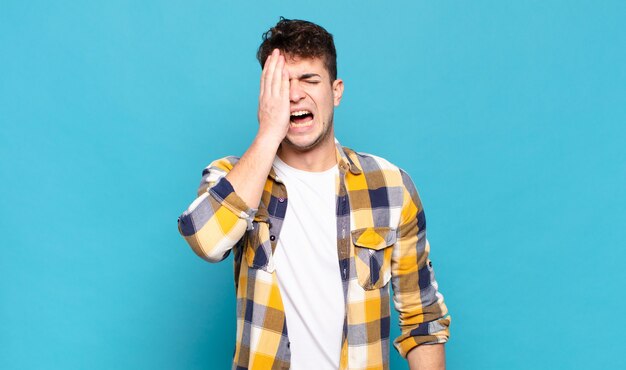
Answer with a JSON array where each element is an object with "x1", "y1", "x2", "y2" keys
[
  {"x1": 270, "y1": 235, "x2": 276, "y2": 241},
  {"x1": 278, "y1": 197, "x2": 285, "y2": 203}
]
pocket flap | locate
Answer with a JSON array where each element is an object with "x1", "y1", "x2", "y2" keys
[{"x1": 351, "y1": 227, "x2": 397, "y2": 250}]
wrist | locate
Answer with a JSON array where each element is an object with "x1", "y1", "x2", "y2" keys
[{"x1": 254, "y1": 130, "x2": 284, "y2": 149}]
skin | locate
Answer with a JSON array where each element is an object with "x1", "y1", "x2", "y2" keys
[
  {"x1": 407, "y1": 344, "x2": 446, "y2": 370},
  {"x1": 225, "y1": 48, "x2": 446, "y2": 369}
]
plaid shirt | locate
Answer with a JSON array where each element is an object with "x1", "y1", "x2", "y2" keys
[{"x1": 178, "y1": 140, "x2": 450, "y2": 370}]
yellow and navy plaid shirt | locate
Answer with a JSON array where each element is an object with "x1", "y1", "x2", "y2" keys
[{"x1": 178, "y1": 140, "x2": 450, "y2": 370}]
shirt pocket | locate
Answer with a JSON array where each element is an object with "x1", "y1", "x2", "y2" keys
[
  {"x1": 245, "y1": 218, "x2": 275, "y2": 273},
  {"x1": 351, "y1": 227, "x2": 397, "y2": 290}
]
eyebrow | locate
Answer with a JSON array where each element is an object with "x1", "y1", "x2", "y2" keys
[{"x1": 296, "y1": 73, "x2": 322, "y2": 80}]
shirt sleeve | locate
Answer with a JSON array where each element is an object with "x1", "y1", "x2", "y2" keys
[
  {"x1": 177, "y1": 157, "x2": 257, "y2": 262},
  {"x1": 391, "y1": 169, "x2": 451, "y2": 357}
]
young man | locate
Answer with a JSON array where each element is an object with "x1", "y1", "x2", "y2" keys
[{"x1": 178, "y1": 18, "x2": 450, "y2": 370}]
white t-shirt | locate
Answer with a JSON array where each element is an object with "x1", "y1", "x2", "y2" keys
[{"x1": 272, "y1": 156, "x2": 345, "y2": 370}]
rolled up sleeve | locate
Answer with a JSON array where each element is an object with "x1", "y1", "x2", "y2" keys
[{"x1": 177, "y1": 158, "x2": 256, "y2": 262}]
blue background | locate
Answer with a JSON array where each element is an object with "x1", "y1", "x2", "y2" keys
[{"x1": 1, "y1": 1, "x2": 624, "y2": 369}]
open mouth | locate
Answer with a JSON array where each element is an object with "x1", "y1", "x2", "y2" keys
[{"x1": 290, "y1": 110, "x2": 314, "y2": 127}]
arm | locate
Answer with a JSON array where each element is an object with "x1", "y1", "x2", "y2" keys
[
  {"x1": 407, "y1": 344, "x2": 445, "y2": 370},
  {"x1": 391, "y1": 169, "x2": 450, "y2": 364},
  {"x1": 177, "y1": 49, "x2": 291, "y2": 261},
  {"x1": 225, "y1": 48, "x2": 290, "y2": 208}
]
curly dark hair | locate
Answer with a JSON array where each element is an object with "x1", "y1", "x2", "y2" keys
[{"x1": 257, "y1": 17, "x2": 337, "y2": 81}]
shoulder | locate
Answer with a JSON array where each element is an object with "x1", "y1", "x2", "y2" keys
[
  {"x1": 343, "y1": 146, "x2": 413, "y2": 182},
  {"x1": 346, "y1": 147, "x2": 400, "y2": 172},
  {"x1": 343, "y1": 146, "x2": 420, "y2": 198}
]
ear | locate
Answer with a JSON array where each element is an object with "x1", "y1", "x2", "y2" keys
[{"x1": 332, "y1": 78, "x2": 344, "y2": 106}]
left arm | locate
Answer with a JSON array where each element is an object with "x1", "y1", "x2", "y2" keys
[{"x1": 391, "y1": 169, "x2": 450, "y2": 364}]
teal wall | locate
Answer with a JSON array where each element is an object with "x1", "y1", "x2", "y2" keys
[{"x1": 1, "y1": 1, "x2": 624, "y2": 369}]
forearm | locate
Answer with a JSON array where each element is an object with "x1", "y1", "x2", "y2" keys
[
  {"x1": 225, "y1": 133, "x2": 281, "y2": 209},
  {"x1": 407, "y1": 344, "x2": 445, "y2": 370}
]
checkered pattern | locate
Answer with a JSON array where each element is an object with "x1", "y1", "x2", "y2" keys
[{"x1": 178, "y1": 140, "x2": 450, "y2": 370}]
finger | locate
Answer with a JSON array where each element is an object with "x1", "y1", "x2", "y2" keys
[
  {"x1": 281, "y1": 66, "x2": 289, "y2": 98},
  {"x1": 264, "y1": 49, "x2": 279, "y2": 96},
  {"x1": 272, "y1": 54, "x2": 285, "y2": 96},
  {"x1": 260, "y1": 54, "x2": 271, "y2": 97},
  {"x1": 262, "y1": 52, "x2": 274, "y2": 97}
]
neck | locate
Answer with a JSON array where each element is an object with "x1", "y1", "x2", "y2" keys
[{"x1": 277, "y1": 136, "x2": 337, "y2": 172}]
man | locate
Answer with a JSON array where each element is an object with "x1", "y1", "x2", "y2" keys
[{"x1": 178, "y1": 18, "x2": 450, "y2": 370}]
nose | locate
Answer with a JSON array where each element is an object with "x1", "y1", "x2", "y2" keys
[{"x1": 289, "y1": 80, "x2": 305, "y2": 102}]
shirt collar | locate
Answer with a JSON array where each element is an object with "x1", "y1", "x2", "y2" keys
[{"x1": 334, "y1": 138, "x2": 362, "y2": 175}]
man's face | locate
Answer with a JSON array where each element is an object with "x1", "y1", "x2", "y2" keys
[{"x1": 283, "y1": 55, "x2": 344, "y2": 151}]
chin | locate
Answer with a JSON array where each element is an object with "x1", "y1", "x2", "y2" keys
[
  {"x1": 284, "y1": 118, "x2": 334, "y2": 152},
  {"x1": 283, "y1": 136, "x2": 321, "y2": 152}
]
